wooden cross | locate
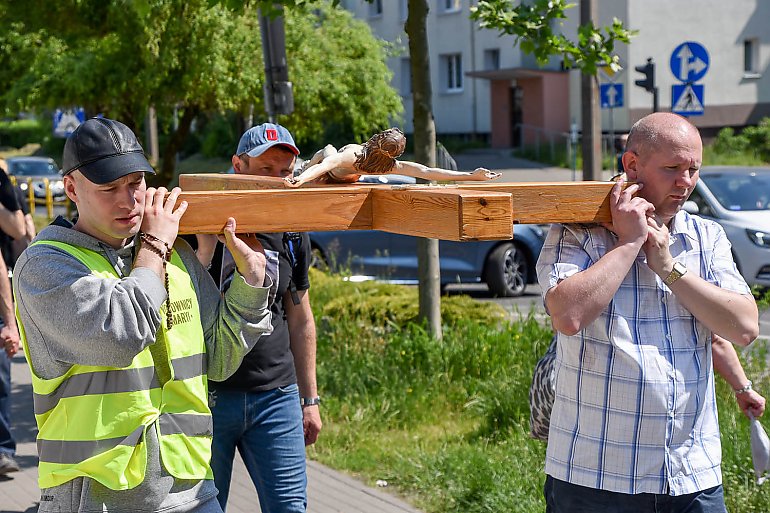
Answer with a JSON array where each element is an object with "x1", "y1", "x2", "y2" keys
[{"x1": 177, "y1": 174, "x2": 620, "y2": 241}]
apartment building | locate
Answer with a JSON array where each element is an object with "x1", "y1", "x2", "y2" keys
[{"x1": 341, "y1": 0, "x2": 769, "y2": 146}]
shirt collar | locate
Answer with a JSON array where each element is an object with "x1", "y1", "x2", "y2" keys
[{"x1": 668, "y1": 210, "x2": 698, "y2": 253}]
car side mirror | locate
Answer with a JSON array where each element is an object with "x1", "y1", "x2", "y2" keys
[{"x1": 683, "y1": 200, "x2": 699, "y2": 215}]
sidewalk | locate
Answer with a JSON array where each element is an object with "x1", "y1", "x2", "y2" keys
[{"x1": 0, "y1": 353, "x2": 423, "y2": 513}]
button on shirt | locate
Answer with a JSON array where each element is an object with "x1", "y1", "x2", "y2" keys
[{"x1": 536, "y1": 211, "x2": 751, "y2": 496}]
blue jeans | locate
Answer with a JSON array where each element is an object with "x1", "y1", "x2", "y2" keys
[
  {"x1": 545, "y1": 475, "x2": 727, "y2": 513},
  {"x1": 0, "y1": 349, "x2": 15, "y2": 456},
  {"x1": 209, "y1": 384, "x2": 307, "y2": 513}
]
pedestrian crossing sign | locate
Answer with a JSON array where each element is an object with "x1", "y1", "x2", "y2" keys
[
  {"x1": 671, "y1": 84, "x2": 704, "y2": 116},
  {"x1": 53, "y1": 107, "x2": 86, "y2": 137}
]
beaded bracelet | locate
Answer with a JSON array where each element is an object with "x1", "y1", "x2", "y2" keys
[
  {"x1": 139, "y1": 232, "x2": 174, "y2": 330},
  {"x1": 735, "y1": 380, "x2": 753, "y2": 395}
]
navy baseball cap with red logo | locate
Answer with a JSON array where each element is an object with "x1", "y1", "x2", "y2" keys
[{"x1": 236, "y1": 123, "x2": 300, "y2": 158}]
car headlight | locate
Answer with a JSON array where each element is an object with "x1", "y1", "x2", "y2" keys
[{"x1": 746, "y1": 229, "x2": 770, "y2": 248}]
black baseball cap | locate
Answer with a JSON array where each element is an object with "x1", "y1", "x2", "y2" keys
[{"x1": 62, "y1": 117, "x2": 155, "y2": 184}]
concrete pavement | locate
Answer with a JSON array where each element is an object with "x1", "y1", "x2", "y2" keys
[{"x1": 0, "y1": 352, "x2": 423, "y2": 513}]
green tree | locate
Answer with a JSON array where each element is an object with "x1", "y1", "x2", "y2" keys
[{"x1": 0, "y1": 0, "x2": 401, "y2": 183}]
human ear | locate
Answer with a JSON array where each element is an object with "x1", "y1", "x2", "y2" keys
[
  {"x1": 63, "y1": 175, "x2": 78, "y2": 203},
  {"x1": 622, "y1": 152, "x2": 639, "y2": 180}
]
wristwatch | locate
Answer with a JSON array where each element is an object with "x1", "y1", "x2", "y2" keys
[
  {"x1": 300, "y1": 396, "x2": 321, "y2": 407},
  {"x1": 663, "y1": 261, "x2": 687, "y2": 286}
]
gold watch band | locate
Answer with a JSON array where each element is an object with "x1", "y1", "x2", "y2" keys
[{"x1": 664, "y1": 262, "x2": 687, "y2": 286}]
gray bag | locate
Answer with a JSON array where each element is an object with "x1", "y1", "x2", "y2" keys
[{"x1": 529, "y1": 337, "x2": 557, "y2": 441}]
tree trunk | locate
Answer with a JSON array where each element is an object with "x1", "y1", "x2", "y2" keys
[
  {"x1": 580, "y1": 0, "x2": 601, "y2": 181},
  {"x1": 157, "y1": 105, "x2": 200, "y2": 186},
  {"x1": 406, "y1": 0, "x2": 442, "y2": 340}
]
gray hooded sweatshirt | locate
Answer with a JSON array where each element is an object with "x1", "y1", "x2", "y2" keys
[{"x1": 13, "y1": 220, "x2": 274, "y2": 513}]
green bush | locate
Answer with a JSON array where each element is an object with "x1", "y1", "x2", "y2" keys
[
  {"x1": 0, "y1": 118, "x2": 47, "y2": 149},
  {"x1": 713, "y1": 127, "x2": 750, "y2": 155},
  {"x1": 743, "y1": 118, "x2": 770, "y2": 163},
  {"x1": 707, "y1": 118, "x2": 770, "y2": 165}
]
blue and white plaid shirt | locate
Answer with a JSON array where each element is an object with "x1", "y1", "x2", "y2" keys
[{"x1": 536, "y1": 210, "x2": 751, "y2": 496}]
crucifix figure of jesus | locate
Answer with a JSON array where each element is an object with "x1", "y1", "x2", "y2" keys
[{"x1": 284, "y1": 127, "x2": 501, "y2": 187}]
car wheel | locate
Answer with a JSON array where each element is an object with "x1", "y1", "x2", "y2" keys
[
  {"x1": 310, "y1": 245, "x2": 329, "y2": 272},
  {"x1": 484, "y1": 242, "x2": 528, "y2": 297}
]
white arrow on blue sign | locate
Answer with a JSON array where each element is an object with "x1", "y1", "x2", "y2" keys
[
  {"x1": 600, "y1": 83, "x2": 623, "y2": 109},
  {"x1": 670, "y1": 42, "x2": 710, "y2": 83}
]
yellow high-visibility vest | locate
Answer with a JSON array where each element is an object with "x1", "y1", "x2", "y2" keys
[{"x1": 18, "y1": 240, "x2": 212, "y2": 490}]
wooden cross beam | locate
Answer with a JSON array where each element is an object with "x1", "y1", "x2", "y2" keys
[{"x1": 178, "y1": 174, "x2": 620, "y2": 241}]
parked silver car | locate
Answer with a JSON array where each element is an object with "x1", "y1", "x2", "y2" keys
[
  {"x1": 6, "y1": 156, "x2": 65, "y2": 201},
  {"x1": 684, "y1": 166, "x2": 770, "y2": 288}
]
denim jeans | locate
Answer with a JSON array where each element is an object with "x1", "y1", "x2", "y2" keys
[
  {"x1": 209, "y1": 384, "x2": 306, "y2": 513},
  {"x1": 0, "y1": 349, "x2": 15, "y2": 456},
  {"x1": 545, "y1": 475, "x2": 727, "y2": 513}
]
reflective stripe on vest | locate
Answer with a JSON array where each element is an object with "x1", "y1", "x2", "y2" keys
[
  {"x1": 19, "y1": 240, "x2": 211, "y2": 490},
  {"x1": 32, "y1": 353, "x2": 208, "y2": 415}
]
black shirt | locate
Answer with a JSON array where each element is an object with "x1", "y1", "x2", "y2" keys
[
  {"x1": 0, "y1": 174, "x2": 23, "y2": 269},
  {"x1": 208, "y1": 232, "x2": 311, "y2": 392}
]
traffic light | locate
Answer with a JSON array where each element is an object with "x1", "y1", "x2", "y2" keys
[
  {"x1": 634, "y1": 58, "x2": 655, "y2": 93},
  {"x1": 260, "y1": 6, "x2": 294, "y2": 117}
]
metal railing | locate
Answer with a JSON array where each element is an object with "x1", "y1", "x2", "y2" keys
[
  {"x1": 514, "y1": 123, "x2": 626, "y2": 174},
  {"x1": 515, "y1": 123, "x2": 572, "y2": 164}
]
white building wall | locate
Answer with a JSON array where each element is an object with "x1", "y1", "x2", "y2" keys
[{"x1": 342, "y1": 0, "x2": 770, "y2": 137}]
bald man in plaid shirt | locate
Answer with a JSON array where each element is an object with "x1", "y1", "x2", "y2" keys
[{"x1": 536, "y1": 113, "x2": 759, "y2": 513}]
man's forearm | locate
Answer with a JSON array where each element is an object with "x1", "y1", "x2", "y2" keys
[
  {"x1": 712, "y1": 334, "x2": 749, "y2": 389},
  {"x1": 0, "y1": 253, "x2": 15, "y2": 327},
  {"x1": 669, "y1": 275, "x2": 758, "y2": 346},
  {"x1": 0, "y1": 209, "x2": 25, "y2": 240},
  {"x1": 546, "y1": 240, "x2": 641, "y2": 335},
  {"x1": 291, "y1": 333, "x2": 317, "y2": 397},
  {"x1": 286, "y1": 291, "x2": 318, "y2": 397}
]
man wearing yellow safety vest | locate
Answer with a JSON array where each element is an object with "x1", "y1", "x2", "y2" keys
[{"x1": 13, "y1": 117, "x2": 275, "y2": 513}]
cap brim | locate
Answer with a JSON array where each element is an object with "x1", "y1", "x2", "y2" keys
[
  {"x1": 245, "y1": 141, "x2": 300, "y2": 158},
  {"x1": 77, "y1": 151, "x2": 156, "y2": 184}
]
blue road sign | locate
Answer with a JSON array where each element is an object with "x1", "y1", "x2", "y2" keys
[
  {"x1": 53, "y1": 107, "x2": 86, "y2": 138},
  {"x1": 600, "y1": 83, "x2": 624, "y2": 108},
  {"x1": 670, "y1": 42, "x2": 710, "y2": 83},
  {"x1": 671, "y1": 83, "x2": 704, "y2": 116}
]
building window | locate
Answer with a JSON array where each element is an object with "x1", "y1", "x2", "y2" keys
[
  {"x1": 744, "y1": 38, "x2": 760, "y2": 76},
  {"x1": 368, "y1": 0, "x2": 383, "y2": 18},
  {"x1": 400, "y1": 58, "x2": 411, "y2": 96},
  {"x1": 441, "y1": 53, "x2": 463, "y2": 93},
  {"x1": 484, "y1": 49, "x2": 500, "y2": 70},
  {"x1": 439, "y1": 0, "x2": 461, "y2": 14}
]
